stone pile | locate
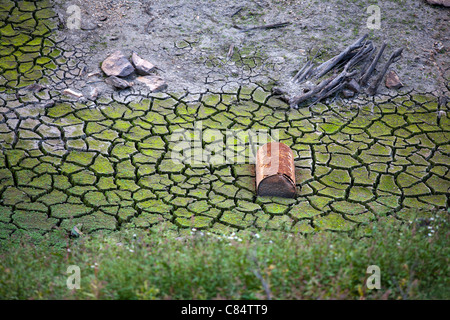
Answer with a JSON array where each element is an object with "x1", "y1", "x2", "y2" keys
[{"x1": 101, "y1": 51, "x2": 167, "y2": 92}]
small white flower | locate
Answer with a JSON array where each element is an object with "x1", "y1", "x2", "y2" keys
[
  {"x1": 129, "y1": 249, "x2": 134, "y2": 253},
  {"x1": 254, "y1": 233, "x2": 260, "y2": 239},
  {"x1": 67, "y1": 248, "x2": 71, "y2": 252},
  {"x1": 192, "y1": 228, "x2": 197, "y2": 232}
]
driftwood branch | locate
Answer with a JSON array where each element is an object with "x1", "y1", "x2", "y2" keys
[
  {"x1": 359, "y1": 42, "x2": 386, "y2": 86},
  {"x1": 289, "y1": 76, "x2": 334, "y2": 107},
  {"x1": 234, "y1": 22, "x2": 291, "y2": 32},
  {"x1": 285, "y1": 34, "x2": 404, "y2": 108},
  {"x1": 289, "y1": 39, "x2": 372, "y2": 108},
  {"x1": 312, "y1": 33, "x2": 368, "y2": 79},
  {"x1": 367, "y1": 48, "x2": 404, "y2": 96},
  {"x1": 292, "y1": 48, "x2": 320, "y2": 83}
]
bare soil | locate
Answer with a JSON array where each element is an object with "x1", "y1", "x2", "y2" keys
[{"x1": 53, "y1": 0, "x2": 450, "y2": 97}]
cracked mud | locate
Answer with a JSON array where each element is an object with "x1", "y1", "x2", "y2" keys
[{"x1": 0, "y1": 0, "x2": 449, "y2": 239}]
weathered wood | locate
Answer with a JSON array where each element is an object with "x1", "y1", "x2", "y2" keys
[
  {"x1": 359, "y1": 42, "x2": 386, "y2": 86},
  {"x1": 226, "y1": 44, "x2": 235, "y2": 60},
  {"x1": 235, "y1": 22, "x2": 291, "y2": 32},
  {"x1": 290, "y1": 41, "x2": 371, "y2": 108},
  {"x1": 289, "y1": 76, "x2": 334, "y2": 107},
  {"x1": 312, "y1": 33, "x2": 368, "y2": 79},
  {"x1": 368, "y1": 48, "x2": 403, "y2": 96},
  {"x1": 292, "y1": 49, "x2": 320, "y2": 83},
  {"x1": 293, "y1": 62, "x2": 315, "y2": 83}
]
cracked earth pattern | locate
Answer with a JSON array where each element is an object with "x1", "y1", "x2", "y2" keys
[{"x1": 0, "y1": 0, "x2": 449, "y2": 239}]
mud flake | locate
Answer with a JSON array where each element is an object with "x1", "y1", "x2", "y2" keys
[
  {"x1": 137, "y1": 199, "x2": 172, "y2": 214},
  {"x1": 377, "y1": 175, "x2": 401, "y2": 195},
  {"x1": 329, "y1": 153, "x2": 359, "y2": 169},
  {"x1": 60, "y1": 211, "x2": 117, "y2": 232},
  {"x1": 367, "y1": 121, "x2": 392, "y2": 138},
  {"x1": 348, "y1": 186, "x2": 374, "y2": 202},
  {"x1": 37, "y1": 189, "x2": 67, "y2": 206},
  {"x1": 331, "y1": 201, "x2": 366, "y2": 215},
  {"x1": 290, "y1": 201, "x2": 322, "y2": 219},
  {"x1": 72, "y1": 170, "x2": 96, "y2": 186},
  {"x1": 314, "y1": 213, "x2": 354, "y2": 232},
  {"x1": 12, "y1": 210, "x2": 57, "y2": 231},
  {"x1": 66, "y1": 151, "x2": 96, "y2": 166},
  {"x1": 425, "y1": 175, "x2": 449, "y2": 194},
  {"x1": 50, "y1": 203, "x2": 91, "y2": 219}
]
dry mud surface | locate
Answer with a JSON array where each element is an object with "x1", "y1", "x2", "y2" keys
[
  {"x1": 0, "y1": 0, "x2": 449, "y2": 239},
  {"x1": 52, "y1": 0, "x2": 450, "y2": 96}
]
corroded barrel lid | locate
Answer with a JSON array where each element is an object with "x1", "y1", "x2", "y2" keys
[{"x1": 255, "y1": 142, "x2": 296, "y2": 198}]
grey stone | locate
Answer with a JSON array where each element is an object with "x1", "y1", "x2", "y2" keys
[
  {"x1": 426, "y1": 0, "x2": 450, "y2": 7},
  {"x1": 346, "y1": 79, "x2": 361, "y2": 93},
  {"x1": 101, "y1": 51, "x2": 134, "y2": 77},
  {"x1": 131, "y1": 52, "x2": 156, "y2": 75},
  {"x1": 136, "y1": 76, "x2": 167, "y2": 92},
  {"x1": 105, "y1": 76, "x2": 131, "y2": 90},
  {"x1": 24, "y1": 83, "x2": 46, "y2": 92},
  {"x1": 87, "y1": 87, "x2": 100, "y2": 100},
  {"x1": 385, "y1": 70, "x2": 403, "y2": 89},
  {"x1": 342, "y1": 89, "x2": 355, "y2": 98},
  {"x1": 63, "y1": 88, "x2": 83, "y2": 99}
]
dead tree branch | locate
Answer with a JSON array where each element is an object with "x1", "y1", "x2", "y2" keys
[
  {"x1": 359, "y1": 42, "x2": 386, "y2": 87},
  {"x1": 368, "y1": 48, "x2": 404, "y2": 96},
  {"x1": 312, "y1": 33, "x2": 368, "y2": 79}
]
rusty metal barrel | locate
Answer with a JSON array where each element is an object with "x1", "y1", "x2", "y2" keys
[{"x1": 255, "y1": 142, "x2": 296, "y2": 198}]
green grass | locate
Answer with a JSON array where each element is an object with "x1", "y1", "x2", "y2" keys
[{"x1": 0, "y1": 212, "x2": 449, "y2": 300}]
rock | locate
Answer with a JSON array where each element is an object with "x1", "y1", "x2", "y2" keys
[
  {"x1": 101, "y1": 51, "x2": 134, "y2": 77},
  {"x1": 385, "y1": 70, "x2": 403, "y2": 89},
  {"x1": 346, "y1": 78, "x2": 361, "y2": 93},
  {"x1": 136, "y1": 76, "x2": 167, "y2": 92},
  {"x1": 426, "y1": 0, "x2": 450, "y2": 7},
  {"x1": 105, "y1": 76, "x2": 131, "y2": 90},
  {"x1": 87, "y1": 71, "x2": 101, "y2": 78},
  {"x1": 342, "y1": 89, "x2": 355, "y2": 98},
  {"x1": 433, "y1": 41, "x2": 444, "y2": 53},
  {"x1": 88, "y1": 87, "x2": 100, "y2": 100},
  {"x1": 40, "y1": 100, "x2": 55, "y2": 108},
  {"x1": 63, "y1": 88, "x2": 83, "y2": 98},
  {"x1": 24, "y1": 83, "x2": 46, "y2": 92},
  {"x1": 131, "y1": 52, "x2": 156, "y2": 75}
]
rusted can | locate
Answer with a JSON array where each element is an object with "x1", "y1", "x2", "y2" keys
[{"x1": 255, "y1": 142, "x2": 296, "y2": 198}]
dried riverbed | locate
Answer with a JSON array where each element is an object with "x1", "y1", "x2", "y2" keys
[{"x1": 0, "y1": 0, "x2": 449, "y2": 239}]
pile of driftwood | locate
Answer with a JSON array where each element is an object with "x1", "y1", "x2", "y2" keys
[{"x1": 281, "y1": 34, "x2": 404, "y2": 108}]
